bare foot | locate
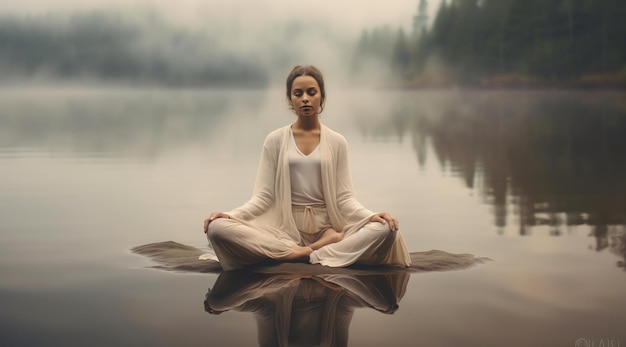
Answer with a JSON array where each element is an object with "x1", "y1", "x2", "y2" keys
[
  {"x1": 309, "y1": 228, "x2": 343, "y2": 250},
  {"x1": 279, "y1": 246, "x2": 313, "y2": 261}
]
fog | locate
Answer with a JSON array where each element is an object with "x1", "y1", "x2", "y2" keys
[
  {"x1": 0, "y1": 0, "x2": 442, "y2": 87},
  {"x1": 0, "y1": 0, "x2": 442, "y2": 34}
]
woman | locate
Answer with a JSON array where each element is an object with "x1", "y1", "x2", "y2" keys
[{"x1": 203, "y1": 65, "x2": 411, "y2": 271}]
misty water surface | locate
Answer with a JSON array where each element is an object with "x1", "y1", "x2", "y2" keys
[{"x1": 0, "y1": 88, "x2": 625, "y2": 347}]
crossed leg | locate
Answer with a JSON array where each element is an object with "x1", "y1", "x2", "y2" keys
[
  {"x1": 207, "y1": 218, "x2": 309, "y2": 270},
  {"x1": 309, "y1": 221, "x2": 397, "y2": 267},
  {"x1": 308, "y1": 228, "x2": 343, "y2": 251}
]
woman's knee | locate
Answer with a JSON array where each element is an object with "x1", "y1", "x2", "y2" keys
[
  {"x1": 206, "y1": 218, "x2": 232, "y2": 242},
  {"x1": 366, "y1": 221, "x2": 393, "y2": 233},
  {"x1": 363, "y1": 221, "x2": 396, "y2": 241}
]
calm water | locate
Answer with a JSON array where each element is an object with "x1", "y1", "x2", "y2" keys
[{"x1": 1, "y1": 87, "x2": 625, "y2": 347}]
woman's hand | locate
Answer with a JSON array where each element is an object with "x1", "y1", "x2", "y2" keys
[
  {"x1": 203, "y1": 212, "x2": 230, "y2": 233},
  {"x1": 370, "y1": 212, "x2": 399, "y2": 231}
]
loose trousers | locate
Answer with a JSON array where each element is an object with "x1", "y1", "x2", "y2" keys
[{"x1": 206, "y1": 206, "x2": 400, "y2": 270}]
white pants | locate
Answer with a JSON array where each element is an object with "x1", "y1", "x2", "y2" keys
[{"x1": 206, "y1": 206, "x2": 399, "y2": 270}]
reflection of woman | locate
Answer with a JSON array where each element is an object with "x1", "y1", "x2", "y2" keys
[
  {"x1": 203, "y1": 65, "x2": 411, "y2": 270},
  {"x1": 204, "y1": 270, "x2": 408, "y2": 347}
]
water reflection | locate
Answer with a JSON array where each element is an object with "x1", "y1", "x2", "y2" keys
[
  {"x1": 0, "y1": 89, "x2": 263, "y2": 158},
  {"x1": 204, "y1": 271, "x2": 408, "y2": 347},
  {"x1": 596, "y1": 225, "x2": 626, "y2": 271},
  {"x1": 355, "y1": 91, "x2": 626, "y2": 270}
]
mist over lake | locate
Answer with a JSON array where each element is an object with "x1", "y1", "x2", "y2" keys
[
  {"x1": 1, "y1": 88, "x2": 625, "y2": 346},
  {"x1": 1, "y1": 1, "x2": 625, "y2": 346}
]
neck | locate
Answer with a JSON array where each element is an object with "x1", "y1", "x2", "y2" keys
[{"x1": 293, "y1": 115, "x2": 320, "y2": 131}]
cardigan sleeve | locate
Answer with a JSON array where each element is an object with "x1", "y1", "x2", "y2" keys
[
  {"x1": 225, "y1": 133, "x2": 278, "y2": 220},
  {"x1": 334, "y1": 134, "x2": 374, "y2": 220}
]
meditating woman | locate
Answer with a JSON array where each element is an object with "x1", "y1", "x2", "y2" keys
[{"x1": 203, "y1": 65, "x2": 411, "y2": 271}]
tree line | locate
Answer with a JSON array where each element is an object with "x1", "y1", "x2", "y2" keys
[
  {"x1": 0, "y1": 12, "x2": 268, "y2": 87},
  {"x1": 353, "y1": 0, "x2": 626, "y2": 87}
]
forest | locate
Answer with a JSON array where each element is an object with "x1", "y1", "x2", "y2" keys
[
  {"x1": 353, "y1": 0, "x2": 626, "y2": 88},
  {"x1": 0, "y1": 10, "x2": 354, "y2": 87},
  {"x1": 2, "y1": 1, "x2": 625, "y2": 88},
  {"x1": 0, "y1": 12, "x2": 272, "y2": 87}
]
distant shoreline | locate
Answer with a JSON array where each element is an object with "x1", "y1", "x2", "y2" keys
[
  {"x1": 390, "y1": 74, "x2": 626, "y2": 91},
  {"x1": 1, "y1": 77, "x2": 625, "y2": 92}
]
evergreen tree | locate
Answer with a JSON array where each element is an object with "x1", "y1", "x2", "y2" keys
[
  {"x1": 424, "y1": 0, "x2": 626, "y2": 84},
  {"x1": 391, "y1": 28, "x2": 411, "y2": 78},
  {"x1": 410, "y1": 27, "x2": 430, "y2": 76}
]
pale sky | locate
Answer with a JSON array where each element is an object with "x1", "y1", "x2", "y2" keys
[{"x1": 0, "y1": 0, "x2": 442, "y2": 35}]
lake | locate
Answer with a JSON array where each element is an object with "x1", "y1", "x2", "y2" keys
[{"x1": 1, "y1": 87, "x2": 625, "y2": 347}]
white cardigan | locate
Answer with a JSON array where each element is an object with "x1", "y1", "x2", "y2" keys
[{"x1": 225, "y1": 124, "x2": 411, "y2": 265}]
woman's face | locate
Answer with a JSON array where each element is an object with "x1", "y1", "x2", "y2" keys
[{"x1": 289, "y1": 75, "x2": 323, "y2": 117}]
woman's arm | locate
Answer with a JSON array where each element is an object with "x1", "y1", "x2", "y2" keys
[
  {"x1": 334, "y1": 135, "x2": 399, "y2": 230},
  {"x1": 334, "y1": 135, "x2": 375, "y2": 220},
  {"x1": 204, "y1": 132, "x2": 280, "y2": 231},
  {"x1": 224, "y1": 133, "x2": 279, "y2": 220}
]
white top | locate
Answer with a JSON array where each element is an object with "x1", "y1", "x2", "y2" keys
[{"x1": 288, "y1": 128, "x2": 325, "y2": 206}]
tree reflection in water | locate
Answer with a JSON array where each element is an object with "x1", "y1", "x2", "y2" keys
[
  {"x1": 354, "y1": 91, "x2": 626, "y2": 271},
  {"x1": 204, "y1": 271, "x2": 408, "y2": 347}
]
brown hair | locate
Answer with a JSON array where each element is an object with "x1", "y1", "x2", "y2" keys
[{"x1": 285, "y1": 65, "x2": 326, "y2": 113}]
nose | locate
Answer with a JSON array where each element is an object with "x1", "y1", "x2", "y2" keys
[{"x1": 302, "y1": 94, "x2": 309, "y2": 103}]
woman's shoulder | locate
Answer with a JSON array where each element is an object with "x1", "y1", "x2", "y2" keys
[
  {"x1": 264, "y1": 125, "x2": 290, "y2": 144},
  {"x1": 322, "y1": 125, "x2": 348, "y2": 146}
]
